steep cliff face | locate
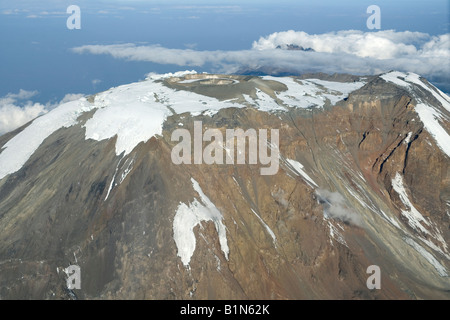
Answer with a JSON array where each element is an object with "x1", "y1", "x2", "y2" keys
[{"x1": 0, "y1": 71, "x2": 448, "y2": 299}]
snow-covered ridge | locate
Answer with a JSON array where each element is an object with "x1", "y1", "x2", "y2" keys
[
  {"x1": 84, "y1": 74, "x2": 239, "y2": 156},
  {"x1": 381, "y1": 71, "x2": 450, "y2": 158},
  {"x1": 0, "y1": 99, "x2": 94, "y2": 180},
  {"x1": 262, "y1": 76, "x2": 366, "y2": 108},
  {"x1": 173, "y1": 178, "x2": 229, "y2": 267},
  {"x1": 0, "y1": 71, "x2": 422, "y2": 181},
  {"x1": 0, "y1": 72, "x2": 238, "y2": 179},
  {"x1": 414, "y1": 103, "x2": 450, "y2": 157}
]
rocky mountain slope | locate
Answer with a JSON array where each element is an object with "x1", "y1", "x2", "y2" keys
[{"x1": 0, "y1": 71, "x2": 449, "y2": 299}]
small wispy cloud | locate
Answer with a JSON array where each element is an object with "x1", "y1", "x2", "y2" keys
[
  {"x1": 6, "y1": 89, "x2": 39, "y2": 100},
  {"x1": 1, "y1": 8, "x2": 28, "y2": 15},
  {"x1": 118, "y1": 7, "x2": 136, "y2": 11},
  {"x1": 59, "y1": 93, "x2": 85, "y2": 104},
  {"x1": 25, "y1": 10, "x2": 66, "y2": 19},
  {"x1": 315, "y1": 189, "x2": 363, "y2": 226},
  {"x1": 39, "y1": 11, "x2": 65, "y2": 15},
  {"x1": 173, "y1": 5, "x2": 242, "y2": 13},
  {"x1": 184, "y1": 43, "x2": 198, "y2": 49}
]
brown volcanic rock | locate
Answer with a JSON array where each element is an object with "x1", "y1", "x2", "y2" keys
[{"x1": 0, "y1": 72, "x2": 449, "y2": 300}]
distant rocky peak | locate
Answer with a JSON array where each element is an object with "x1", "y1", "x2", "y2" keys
[{"x1": 275, "y1": 44, "x2": 315, "y2": 51}]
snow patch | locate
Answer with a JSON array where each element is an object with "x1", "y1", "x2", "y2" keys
[
  {"x1": 254, "y1": 89, "x2": 285, "y2": 111},
  {"x1": 414, "y1": 103, "x2": 450, "y2": 158},
  {"x1": 264, "y1": 76, "x2": 365, "y2": 108},
  {"x1": 285, "y1": 158, "x2": 318, "y2": 188},
  {"x1": 392, "y1": 172, "x2": 430, "y2": 234},
  {"x1": 404, "y1": 132, "x2": 413, "y2": 144},
  {"x1": 263, "y1": 76, "x2": 326, "y2": 108},
  {"x1": 402, "y1": 73, "x2": 450, "y2": 113},
  {"x1": 251, "y1": 208, "x2": 277, "y2": 246},
  {"x1": 242, "y1": 94, "x2": 254, "y2": 105},
  {"x1": 306, "y1": 79, "x2": 366, "y2": 104},
  {"x1": 104, "y1": 156, "x2": 134, "y2": 201},
  {"x1": 390, "y1": 174, "x2": 448, "y2": 255},
  {"x1": 380, "y1": 71, "x2": 412, "y2": 89},
  {"x1": 118, "y1": 157, "x2": 134, "y2": 184},
  {"x1": 379, "y1": 210, "x2": 402, "y2": 229},
  {"x1": 173, "y1": 178, "x2": 229, "y2": 267},
  {"x1": 104, "y1": 159, "x2": 121, "y2": 201},
  {"x1": 380, "y1": 71, "x2": 450, "y2": 158},
  {"x1": 404, "y1": 237, "x2": 448, "y2": 277},
  {"x1": 327, "y1": 220, "x2": 348, "y2": 247}
]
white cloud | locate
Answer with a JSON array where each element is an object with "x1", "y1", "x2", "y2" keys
[
  {"x1": 59, "y1": 93, "x2": 85, "y2": 104},
  {"x1": 0, "y1": 104, "x2": 46, "y2": 135},
  {"x1": 71, "y1": 29, "x2": 450, "y2": 90},
  {"x1": 252, "y1": 30, "x2": 429, "y2": 59},
  {"x1": 316, "y1": 189, "x2": 363, "y2": 226},
  {"x1": 0, "y1": 91, "x2": 84, "y2": 135},
  {"x1": 6, "y1": 89, "x2": 39, "y2": 100}
]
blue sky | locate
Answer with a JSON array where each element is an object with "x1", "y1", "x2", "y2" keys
[{"x1": 0, "y1": 0, "x2": 449, "y2": 134}]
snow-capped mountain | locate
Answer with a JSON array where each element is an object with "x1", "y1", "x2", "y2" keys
[{"x1": 0, "y1": 71, "x2": 449, "y2": 299}]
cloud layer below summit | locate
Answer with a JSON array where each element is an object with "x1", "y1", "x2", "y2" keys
[{"x1": 72, "y1": 30, "x2": 450, "y2": 81}]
